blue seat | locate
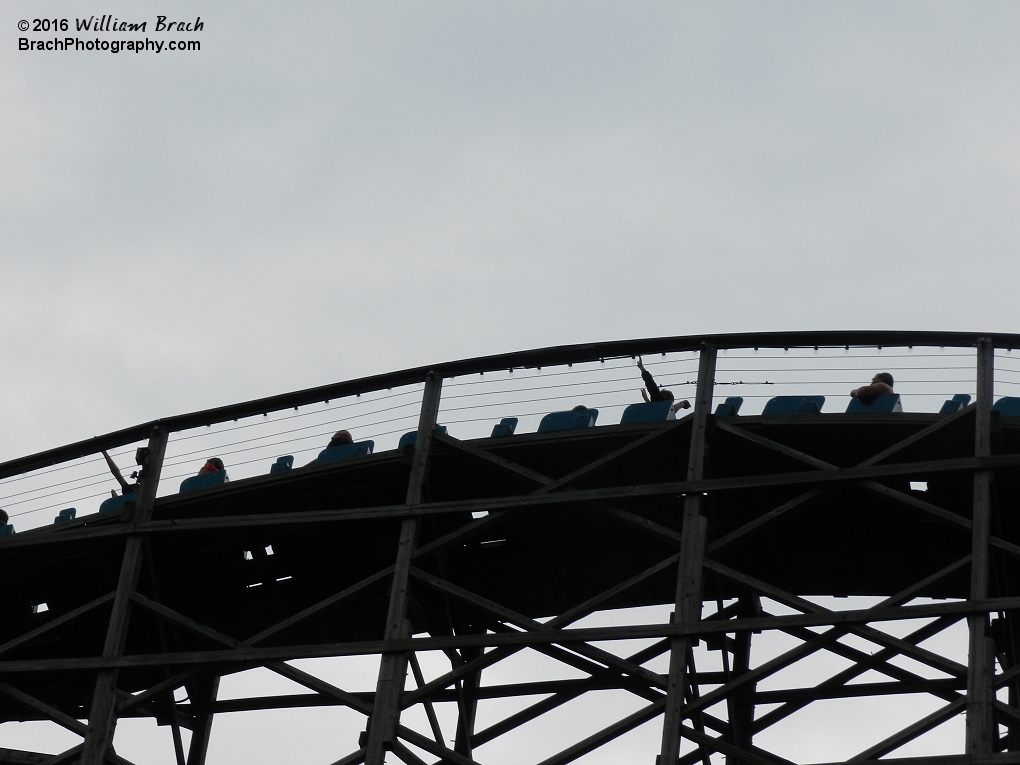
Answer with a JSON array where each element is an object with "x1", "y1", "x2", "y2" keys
[
  {"x1": 490, "y1": 418, "x2": 518, "y2": 437},
  {"x1": 714, "y1": 397, "x2": 744, "y2": 417},
  {"x1": 318, "y1": 441, "x2": 375, "y2": 464},
  {"x1": 54, "y1": 508, "x2": 76, "y2": 524},
  {"x1": 0, "y1": 525, "x2": 13, "y2": 537},
  {"x1": 99, "y1": 493, "x2": 136, "y2": 514},
  {"x1": 846, "y1": 394, "x2": 902, "y2": 414},
  {"x1": 398, "y1": 427, "x2": 447, "y2": 449},
  {"x1": 537, "y1": 409, "x2": 599, "y2": 433},
  {"x1": 620, "y1": 400, "x2": 675, "y2": 425},
  {"x1": 762, "y1": 396, "x2": 825, "y2": 416},
  {"x1": 269, "y1": 456, "x2": 294, "y2": 474},
  {"x1": 939, "y1": 394, "x2": 971, "y2": 414},
  {"x1": 994, "y1": 397, "x2": 1020, "y2": 417},
  {"x1": 179, "y1": 470, "x2": 228, "y2": 494}
]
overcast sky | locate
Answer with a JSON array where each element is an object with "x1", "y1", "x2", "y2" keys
[{"x1": 1, "y1": 1, "x2": 1016, "y2": 762}]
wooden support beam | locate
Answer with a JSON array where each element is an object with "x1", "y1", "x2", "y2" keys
[
  {"x1": 365, "y1": 373, "x2": 442, "y2": 765},
  {"x1": 184, "y1": 676, "x2": 219, "y2": 765},
  {"x1": 6, "y1": 597, "x2": 1020, "y2": 675},
  {"x1": 401, "y1": 551, "x2": 683, "y2": 710},
  {"x1": 0, "y1": 591, "x2": 115, "y2": 659},
  {"x1": 8, "y1": 450, "x2": 1020, "y2": 554},
  {"x1": 704, "y1": 558, "x2": 967, "y2": 678},
  {"x1": 530, "y1": 419, "x2": 685, "y2": 495},
  {"x1": 754, "y1": 677, "x2": 964, "y2": 704},
  {"x1": 852, "y1": 696, "x2": 968, "y2": 761},
  {"x1": 409, "y1": 567, "x2": 666, "y2": 691},
  {"x1": 968, "y1": 338, "x2": 996, "y2": 756},
  {"x1": 81, "y1": 427, "x2": 169, "y2": 765},
  {"x1": 536, "y1": 698, "x2": 666, "y2": 765},
  {"x1": 407, "y1": 653, "x2": 444, "y2": 745},
  {"x1": 661, "y1": 342, "x2": 716, "y2": 765},
  {"x1": 0, "y1": 681, "x2": 87, "y2": 735}
]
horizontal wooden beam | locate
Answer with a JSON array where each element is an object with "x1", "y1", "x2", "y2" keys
[{"x1": 2, "y1": 596, "x2": 1018, "y2": 674}]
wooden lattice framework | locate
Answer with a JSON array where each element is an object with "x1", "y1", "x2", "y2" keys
[{"x1": 1, "y1": 331, "x2": 1020, "y2": 765}]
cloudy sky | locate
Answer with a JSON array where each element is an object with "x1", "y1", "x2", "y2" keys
[{"x1": 1, "y1": 1, "x2": 1016, "y2": 762}]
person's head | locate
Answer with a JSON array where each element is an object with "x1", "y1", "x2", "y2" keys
[
  {"x1": 206, "y1": 457, "x2": 225, "y2": 472},
  {"x1": 572, "y1": 405, "x2": 588, "y2": 412},
  {"x1": 659, "y1": 389, "x2": 675, "y2": 402},
  {"x1": 0, "y1": 509, "x2": 7, "y2": 526},
  {"x1": 331, "y1": 430, "x2": 353, "y2": 445},
  {"x1": 873, "y1": 372, "x2": 894, "y2": 388}
]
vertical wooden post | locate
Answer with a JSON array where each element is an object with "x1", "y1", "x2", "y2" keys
[
  {"x1": 365, "y1": 374, "x2": 443, "y2": 765},
  {"x1": 660, "y1": 344, "x2": 716, "y2": 765},
  {"x1": 81, "y1": 427, "x2": 169, "y2": 765},
  {"x1": 967, "y1": 339, "x2": 995, "y2": 755},
  {"x1": 726, "y1": 598, "x2": 755, "y2": 764},
  {"x1": 186, "y1": 676, "x2": 220, "y2": 765},
  {"x1": 454, "y1": 644, "x2": 483, "y2": 757}
]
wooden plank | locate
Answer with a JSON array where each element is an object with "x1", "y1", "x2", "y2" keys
[
  {"x1": 266, "y1": 662, "x2": 371, "y2": 714},
  {"x1": 536, "y1": 698, "x2": 666, "y2": 765},
  {"x1": 857, "y1": 401, "x2": 976, "y2": 467},
  {"x1": 821, "y1": 753, "x2": 1020, "y2": 765},
  {"x1": 746, "y1": 567, "x2": 972, "y2": 732},
  {"x1": 81, "y1": 427, "x2": 169, "y2": 765},
  {"x1": 706, "y1": 487, "x2": 827, "y2": 554},
  {"x1": 661, "y1": 343, "x2": 716, "y2": 765},
  {"x1": 388, "y1": 740, "x2": 428, "y2": 765},
  {"x1": 531, "y1": 420, "x2": 685, "y2": 495},
  {"x1": 0, "y1": 591, "x2": 115, "y2": 659},
  {"x1": 677, "y1": 723, "x2": 796, "y2": 765},
  {"x1": 130, "y1": 592, "x2": 242, "y2": 649},
  {"x1": 395, "y1": 725, "x2": 482, "y2": 765},
  {"x1": 410, "y1": 567, "x2": 667, "y2": 690},
  {"x1": 407, "y1": 654, "x2": 444, "y2": 744},
  {"x1": 431, "y1": 431, "x2": 553, "y2": 487},
  {"x1": 0, "y1": 681, "x2": 87, "y2": 735},
  {"x1": 715, "y1": 420, "x2": 836, "y2": 470},
  {"x1": 703, "y1": 559, "x2": 968, "y2": 677},
  {"x1": 753, "y1": 678, "x2": 964, "y2": 704},
  {"x1": 184, "y1": 675, "x2": 218, "y2": 765},
  {"x1": 852, "y1": 696, "x2": 967, "y2": 760},
  {"x1": 860, "y1": 482, "x2": 1020, "y2": 560},
  {"x1": 5, "y1": 597, "x2": 1020, "y2": 674},
  {"x1": 401, "y1": 560, "x2": 682, "y2": 709},
  {"x1": 365, "y1": 373, "x2": 442, "y2": 765},
  {"x1": 968, "y1": 339, "x2": 995, "y2": 756}
]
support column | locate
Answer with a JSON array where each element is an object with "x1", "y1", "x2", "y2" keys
[
  {"x1": 454, "y1": 644, "x2": 483, "y2": 757},
  {"x1": 967, "y1": 338, "x2": 995, "y2": 755},
  {"x1": 726, "y1": 597, "x2": 755, "y2": 764},
  {"x1": 365, "y1": 374, "x2": 443, "y2": 765},
  {"x1": 186, "y1": 675, "x2": 220, "y2": 765},
  {"x1": 660, "y1": 344, "x2": 716, "y2": 765},
  {"x1": 81, "y1": 427, "x2": 169, "y2": 765}
]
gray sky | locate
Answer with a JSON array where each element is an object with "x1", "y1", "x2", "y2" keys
[{"x1": 0, "y1": 1, "x2": 1015, "y2": 762}]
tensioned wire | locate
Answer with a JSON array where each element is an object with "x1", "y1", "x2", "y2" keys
[
  {"x1": 0, "y1": 352, "x2": 983, "y2": 512},
  {"x1": 0, "y1": 387, "x2": 424, "y2": 488},
  {"x1": 4, "y1": 393, "x2": 985, "y2": 519},
  {"x1": 0, "y1": 350, "x2": 974, "y2": 484},
  {"x1": 0, "y1": 363, "x2": 976, "y2": 494},
  {"x1": 0, "y1": 369, "x2": 978, "y2": 505},
  {"x1": 7, "y1": 385, "x2": 985, "y2": 521}
]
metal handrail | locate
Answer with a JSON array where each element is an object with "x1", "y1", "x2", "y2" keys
[{"x1": 0, "y1": 330, "x2": 1011, "y2": 480}]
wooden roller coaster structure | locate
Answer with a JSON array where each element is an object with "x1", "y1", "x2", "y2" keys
[{"x1": 1, "y1": 331, "x2": 1020, "y2": 765}]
